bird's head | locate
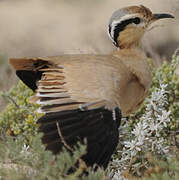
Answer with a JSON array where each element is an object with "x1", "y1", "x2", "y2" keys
[{"x1": 108, "y1": 5, "x2": 174, "y2": 49}]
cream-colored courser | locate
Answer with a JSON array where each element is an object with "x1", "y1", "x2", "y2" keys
[{"x1": 9, "y1": 5, "x2": 174, "y2": 168}]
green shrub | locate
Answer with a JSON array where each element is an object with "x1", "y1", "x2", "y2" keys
[
  {"x1": 0, "y1": 81, "x2": 40, "y2": 144},
  {"x1": 0, "y1": 55, "x2": 178, "y2": 180},
  {"x1": 110, "y1": 55, "x2": 179, "y2": 180}
]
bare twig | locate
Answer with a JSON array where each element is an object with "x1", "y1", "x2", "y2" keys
[
  {"x1": 174, "y1": 46, "x2": 179, "y2": 57},
  {"x1": 2, "y1": 93, "x2": 19, "y2": 108},
  {"x1": 56, "y1": 122, "x2": 88, "y2": 171},
  {"x1": 56, "y1": 122, "x2": 74, "y2": 152}
]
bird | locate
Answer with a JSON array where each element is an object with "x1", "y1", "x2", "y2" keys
[{"x1": 9, "y1": 5, "x2": 174, "y2": 169}]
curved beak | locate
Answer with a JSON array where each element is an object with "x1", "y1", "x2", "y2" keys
[{"x1": 152, "y1": 13, "x2": 175, "y2": 21}]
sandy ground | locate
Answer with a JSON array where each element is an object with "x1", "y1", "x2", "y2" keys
[{"x1": 0, "y1": 0, "x2": 178, "y2": 110}]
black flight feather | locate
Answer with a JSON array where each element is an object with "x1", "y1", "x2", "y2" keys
[{"x1": 37, "y1": 107, "x2": 121, "y2": 169}]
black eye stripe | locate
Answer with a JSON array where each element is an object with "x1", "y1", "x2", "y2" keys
[{"x1": 109, "y1": 17, "x2": 141, "y2": 47}]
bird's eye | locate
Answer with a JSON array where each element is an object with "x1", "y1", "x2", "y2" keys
[{"x1": 133, "y1": 17, "x2": 141, "y2": 24}]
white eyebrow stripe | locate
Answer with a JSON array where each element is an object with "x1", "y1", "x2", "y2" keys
[
  {"x1": 114, "y1": 13, "x2": 139, "y2": 24},
  {"x1": 107, "y1": 26, "x2": 115, "y2": 44},
  {"x1": 109, "y1": 14, "x2": 140, "y2": 40}
]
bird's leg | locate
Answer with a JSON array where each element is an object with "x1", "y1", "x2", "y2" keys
[{"x1": 114, "y1": 107, "x2": 122, "y2": 128}]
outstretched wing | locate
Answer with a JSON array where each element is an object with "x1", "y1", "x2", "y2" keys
[
  {"x1": 9, "y1": 55, "x2": 126, "y2": 112},
  {"x1": 9, "y1": 55, "x2": 121, "y2": 168}
]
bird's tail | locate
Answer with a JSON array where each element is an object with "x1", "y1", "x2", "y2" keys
[{"x1": 37, "y1": 107, "x2": 121, "y2": 168}]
